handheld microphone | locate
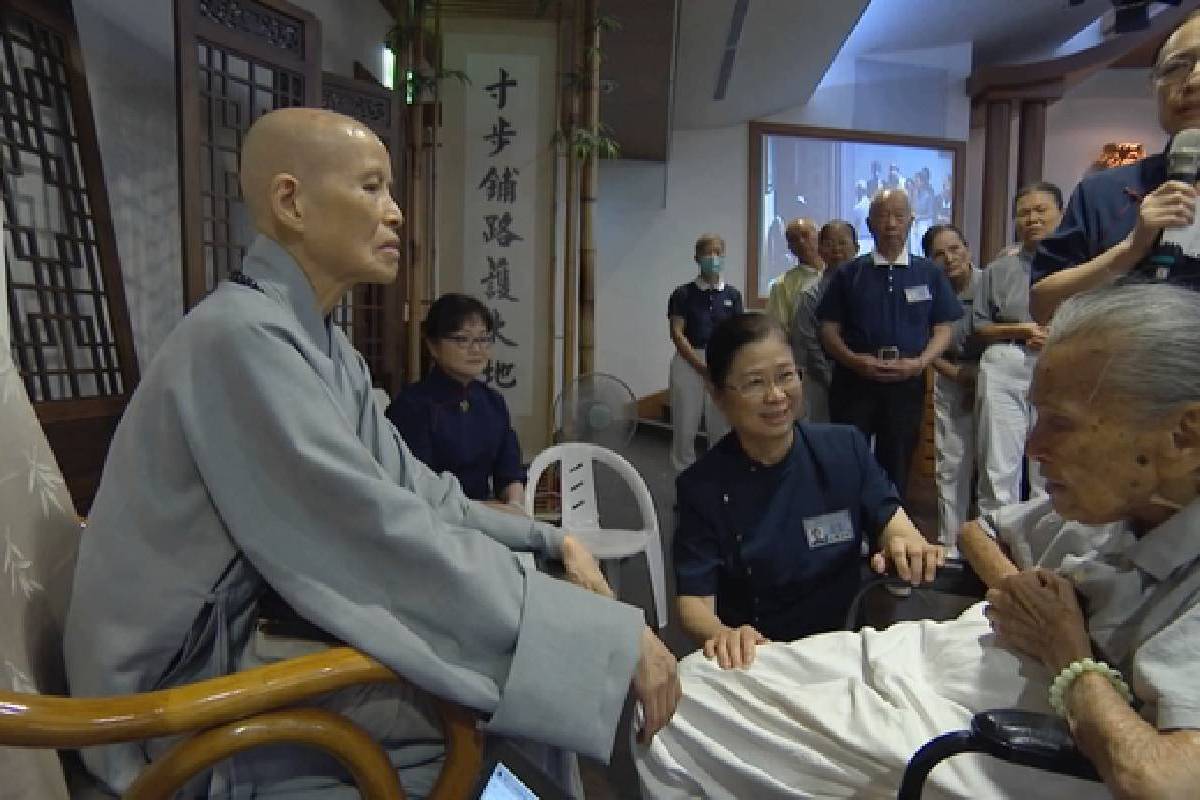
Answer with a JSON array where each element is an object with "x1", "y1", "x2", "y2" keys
[
  {"x1": 1166, "y1": 129, "x2": 1200, "y2": 182},
  {"x1": 1148, "y1": 129, "x2": 1200, "y2": 279}
]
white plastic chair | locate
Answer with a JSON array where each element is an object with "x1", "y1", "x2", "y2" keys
[{"x1": 525, "y1": 443, "x2": 668, "y2": 628}]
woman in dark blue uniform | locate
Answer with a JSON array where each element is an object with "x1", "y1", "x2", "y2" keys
[
  {"x1": 673, "y1": 313, "x2": 944, "y2": 670},
  {"x1": 386, "y1": 293, "x2": 525, "y2": 505}
]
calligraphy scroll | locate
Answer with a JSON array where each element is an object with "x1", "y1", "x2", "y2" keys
[{"x1": 463, "y1": 54, "x2": 537, "y2": 415}]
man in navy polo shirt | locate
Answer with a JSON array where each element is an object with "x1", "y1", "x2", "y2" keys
[
  {"x1": 1029, "y1": 9, "x2": 1200, "y2": 322},
  {"x1": 818, "y1": 189, "x2": 961, "y2": 495}
]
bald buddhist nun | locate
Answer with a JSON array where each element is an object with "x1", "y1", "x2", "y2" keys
[{"x1": 64, "y1": 108, "x2": 680, "y2": 799}]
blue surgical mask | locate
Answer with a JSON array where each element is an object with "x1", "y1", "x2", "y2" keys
[{"x1": 698, "y1": 255, "x2": 723, "y2": 273}]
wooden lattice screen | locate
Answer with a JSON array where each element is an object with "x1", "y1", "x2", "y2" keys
[
  {"x1": 174, "y1": 0, "x2": 321, "y2": 307},
  {"x1": 1, "y1": 0, "x2": 139, "y2": 512},
  {"x1": 322, "y1": 70, "x2": 406, "y2": 392}
]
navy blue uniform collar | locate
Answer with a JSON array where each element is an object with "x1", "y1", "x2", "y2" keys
[
  {"x1": 424, "y1": 364, "x2": 475, "y2": 398},
  {"x1": 716, "y1": 426, "x2": 800, "y2": 473}
]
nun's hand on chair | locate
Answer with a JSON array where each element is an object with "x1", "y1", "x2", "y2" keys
[
  {"x1": 561, "y1": 535, "x2": 615, "y2": 599},
  {"x1": 873, "y1": 524, "x2": 945, "y2": 586}
]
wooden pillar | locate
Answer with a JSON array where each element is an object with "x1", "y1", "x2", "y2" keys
[
  {"x1": 1016, "y1": 99, "x2": 1047, "y2": 189},
  {"x1": 578, "y1": 0, "x2": 599, "y2": 376},
  {"x1": 401, "y1": 6, "x2": 427, "y2": 383},
  {"x1": 561, "y1": 3, "x2": 580, "y2": 389},
  {"x1": 979, "y1": 99, "x2": 1012, "y2": 265}
]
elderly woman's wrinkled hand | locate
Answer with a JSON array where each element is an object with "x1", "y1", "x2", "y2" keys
[
  {"x1": 984, "y1": 568, "x2": 1092, "y2": 674},
  {"x1": 873, "y1": 530, "x2": 945, "y2": 585},
  {"x1": 702, "y1": 625, "x2": 770, "y2": 670},
  {"x1": 560, "y1": 535, "x2": 615, "y2": 599}
]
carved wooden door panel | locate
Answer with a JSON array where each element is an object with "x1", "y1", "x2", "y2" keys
[
  {"x1": 174, "y1": 0, "x2": 321, "y2": 307},
  {"x1": 1, "y1": 0, "x2": 139, "y2": 513}
]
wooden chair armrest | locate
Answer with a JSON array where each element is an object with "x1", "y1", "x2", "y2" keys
[
  {"x1": 123, "y1": 707, "x2": 405, "y2": 800},
  {"x1": 0, "y1": 647, "x2": 395, "y2": 746}
]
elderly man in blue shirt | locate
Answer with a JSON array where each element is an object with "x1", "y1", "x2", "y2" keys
[
  {"x1": 817, "y1": 189, "x2": 962, "y2": 495},
  {"x1": 1030, "y1": 9, "x2": 1200, "y2": 322}
]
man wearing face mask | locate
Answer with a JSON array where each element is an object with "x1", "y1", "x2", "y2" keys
[{"x1": 668, "y1": 233, "x2": 744, "y2": 473}]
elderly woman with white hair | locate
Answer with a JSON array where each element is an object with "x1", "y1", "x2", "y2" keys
[{"x1": 637, "y1": 283, "x2": 1200, "y2": 799}]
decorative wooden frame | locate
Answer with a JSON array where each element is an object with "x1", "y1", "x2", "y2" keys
[
  {"x1": 747, "y1": 121, "x2": 966, "y2": 309},
  {"x1": 174, "y1": 0, "x2": 321, "y2": 308},
  {"x1": 1, "y1": 0, "x2": 140, "y2": 512}
]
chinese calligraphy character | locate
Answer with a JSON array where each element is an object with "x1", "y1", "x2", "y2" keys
[
  {"x1": 477, "y1": 166, "x2": 519, "y2": 203},
  {"x1": 481, "y1": 256, "x2": 518, "y2": 301},
  {"x1": 484, "y1": 117, "x2": 517, "y2": 156},
  {"x1": 488, "y1": 308, "x2": 518, "y2": 347},
  {"x1": 484, "y1": 68, "x2": 518, "y2": 110},
  {"x1": 482, "y1": 212, "x2": 524, "y2": 247},
  {"x1": 482, "y1": 359, "x2": 518, "y2": 389}
]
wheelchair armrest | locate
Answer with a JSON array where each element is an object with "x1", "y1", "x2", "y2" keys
[
  {"x1": 971, "y1": 709, "x2": 1102, "y2": 782},
  {"x1": 844, "y1": 558, "x2": 986, "y2": 630},
  {"x1": 923, "y1": 558, "x2": 986, "y2": 598}
]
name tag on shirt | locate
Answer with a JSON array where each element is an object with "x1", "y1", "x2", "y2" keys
[
  {"x1": 802, "y1": 509, "x2": 854, "y2": 549},
  {"x1": 724, "y1": 298, "x2": 734, "y2": 307},
  {"x1": 904, "y1": 285, "x2": 931, "y2": 303}
]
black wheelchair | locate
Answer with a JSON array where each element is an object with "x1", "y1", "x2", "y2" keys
[{"x1": 844, "y1": 559, "x2": 1104, "y2": 799}]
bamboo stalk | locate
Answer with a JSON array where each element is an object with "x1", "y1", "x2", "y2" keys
[
  {"x1": 578, "y1": 0, "x2": 599, "y2": 376},
  {"x1": 561, "y1": 0, "x2": 580, "y2": 392},
  {"x1": 545, "y1": 0, "x2": 568, "y2": 445},
  {"x1": 405, "y1": 4, "x2": 427, "y2": 382},
  {"x1": 428, "y1": 0, "x2": 442, "y2": 301}
]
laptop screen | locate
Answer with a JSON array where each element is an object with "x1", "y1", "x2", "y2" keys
[{"x1": 478, "y1": 761, "x2": 540, "y2": 800}]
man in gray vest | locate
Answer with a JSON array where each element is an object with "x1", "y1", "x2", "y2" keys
[{"x1": 64, "y1": 107, "x2": 679, "y2": 798}]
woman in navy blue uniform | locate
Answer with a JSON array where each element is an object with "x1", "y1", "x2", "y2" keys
[
  {"x1": 386, "y1": 293, "x2": 525, "y2": 505},
  {"x1": 673, "y1": 313, "x2": 945, "y2": 669},
  {"x1": 667, "y1": 233, "x2": 743, "y2": 473}
]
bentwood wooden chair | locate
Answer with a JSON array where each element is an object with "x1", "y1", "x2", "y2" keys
[{"x1": 0, "y1": 347, "x2": 482, "y2": 799}]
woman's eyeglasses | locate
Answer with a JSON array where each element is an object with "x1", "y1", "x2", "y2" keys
[
  {"x1": 727, "y1": 369, "x2": 801, "y2": 398},
  {"x1": 444, "y1": 333, "x2": 495, "y2": 350}
]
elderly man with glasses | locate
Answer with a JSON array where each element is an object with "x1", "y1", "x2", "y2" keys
[{"x1": 1031, "y1": 9, "x2": 1200, "y2": 321}]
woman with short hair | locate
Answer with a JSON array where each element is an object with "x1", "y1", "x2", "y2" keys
[
  {"x1": 386, "y1": 292, "x2": 524, "y2": 505},
  {"x1": 922, "y1": 222, "x2": 982, "y2": 552},
  {"x1": 673, "y1": 312, "x2": 942, "y2": 670}
]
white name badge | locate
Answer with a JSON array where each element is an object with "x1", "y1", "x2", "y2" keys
[
  {"x1": 802, "y1": 509, "x2": 854, "y2": 549},
  {"x1": 724, "y1": 298, "x2": 734, "y2": 307},
  {"x1": 904, "y1": 285, "x2": 931, "y2": 303}
]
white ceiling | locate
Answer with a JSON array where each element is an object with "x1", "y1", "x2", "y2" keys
[
  {"x1": 671, "y1": 0, "x2": 1140, "y2": 130},
  {"x1": 672, "y1": 0, "x2": 870, "y2": 130}
]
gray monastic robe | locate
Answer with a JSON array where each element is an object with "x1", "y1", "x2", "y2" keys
[{"x1": 64, "y1": 236, "x2": 643, "y2": 797}]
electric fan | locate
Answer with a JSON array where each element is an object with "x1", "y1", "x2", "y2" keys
[{"x1": 553, "y1": 372, "x2": 639, "y2": 450}]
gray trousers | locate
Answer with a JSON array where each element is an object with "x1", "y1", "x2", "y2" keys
[{"x1": 669, "y1": 352, "x2": 729, "y2": 473}]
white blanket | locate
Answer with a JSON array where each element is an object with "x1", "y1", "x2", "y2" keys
[{"x1": 636, "y1": 603, "x2": 1109, "y2": 799}]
